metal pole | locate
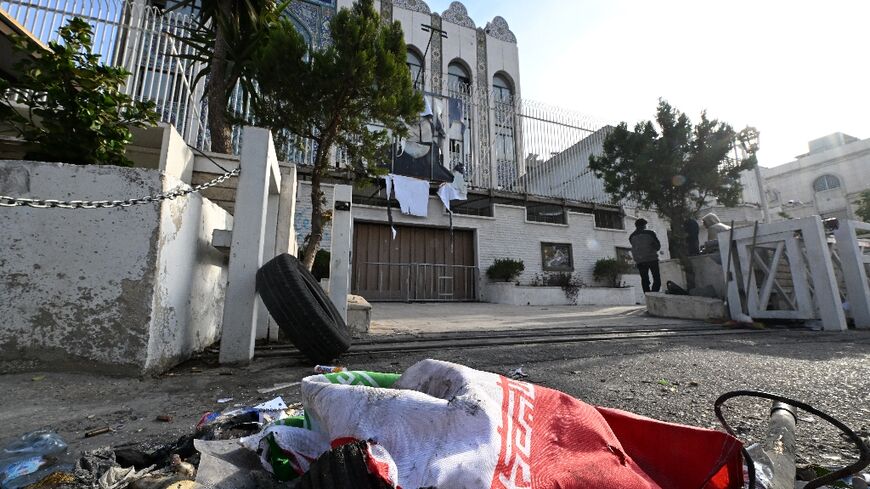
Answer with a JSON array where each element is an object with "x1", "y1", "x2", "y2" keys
[{"x1": 764, "y1": 402, "x2": 798, "y2": 489}]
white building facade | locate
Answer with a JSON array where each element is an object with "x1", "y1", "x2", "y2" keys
[
  {"x1": 763, "y1": 133, "x2": 870, "y2": 222},
  {"x1": 291, "y1": 0, "x2": 669, "y2": 303},
  {"x1": 1, "y1": 0, "x2": 671, "y2": 304}
]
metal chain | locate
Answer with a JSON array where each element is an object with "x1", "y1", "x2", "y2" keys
[{"x1": 0, "y1": 168, "x2": 239, "y2": 209}]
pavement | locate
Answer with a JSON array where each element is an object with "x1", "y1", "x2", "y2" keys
[
  {"x1": 369, "y1": 302, "x2": 693, "y2": 335},
  {"x1": 1, "y1": 303, "x2": 869, "y2": 477}
]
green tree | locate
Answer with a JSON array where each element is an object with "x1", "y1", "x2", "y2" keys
[
  {"x1": 249, "y1": 0, "x2": 423, "y2": 269},
  {"x1": 589, "y1": 100, "x2": 756, "y2": 265},
  {"x1": 0, "y1": 18, "x2": 157, "y2": 166},
  {"x1": 170, "y1": 0, "x2": 288, "y2": 153},
  {"x1": 856, "y1": 189, "x2": 870, "y2": 222}
]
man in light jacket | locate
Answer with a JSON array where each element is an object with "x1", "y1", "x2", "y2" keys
[{"x1": 629, "y1": 218, "x2": 662, "y2": 293}]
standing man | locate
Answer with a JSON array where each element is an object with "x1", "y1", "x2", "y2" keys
[{"x1": 629, "y1": 218, "x2": 662, "y2": 293}]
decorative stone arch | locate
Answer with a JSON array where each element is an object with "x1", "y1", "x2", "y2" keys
[
  {"x1": 391, "y1": 0, "x2": 431, "y2": 14},
  {"x1": 484, "y1": 16, "x2": 517, "y2": 43},
  {"x1": 441, "y1": 1, "x2": 475, "y2": 28},
  {"x1": 285, "y1": 11, "x2": 314, "y2": 47}
]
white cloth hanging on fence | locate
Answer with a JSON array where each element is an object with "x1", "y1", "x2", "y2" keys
[{"x1": 385, "y1": 174, "x2": 429, "y2": 217}]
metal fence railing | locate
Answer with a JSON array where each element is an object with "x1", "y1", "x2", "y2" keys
[
  {"x1": 3, "y1": 0, "x2": 625, "y2": 206},
  {"x1": 2, "y1": 0, "x2": 210, "y2": 147}
]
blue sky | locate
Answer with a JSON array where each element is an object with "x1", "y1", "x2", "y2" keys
[{"x1": 425, "y1": 0, "x2": 870, "y2": 167}]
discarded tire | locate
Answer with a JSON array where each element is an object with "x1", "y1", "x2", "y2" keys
[
  {"x1": 298, "y1": 441, "x2": 393, "y2": 489},
  {"x1": 256, "y1": 253, "x2": 351, "y2": 363}
]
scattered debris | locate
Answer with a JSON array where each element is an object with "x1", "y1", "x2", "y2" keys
[
  {"x1": 256, "y1": 382, "x2": 300, "y2": 394},
  {"x1": 216, "y1": 398, "x2": 233, "y2": 404},
  {"x1": 98, "y1": 464, "x2": 155, "y2": 489},
  {"x1": 156, "y1": 415, "x2": 173, "y2": 423},
  {"x1": 84, "y1": 427, "x2": 112, "y2": 438},
  {"x1": 508, "y1": 367, "x2": 528, "y2": 379},
  {"x1": 31, "y1": 375, "x2": 45, "y2": 382},
  {"x1": 170, "y1": 454, "x2": 196, "y2": 478},
  {"x1": 314, "y1": 365, "x2": 346, "y2": 374},
  {"x1": 21, "y1": 470, "x2": 75, "y2": 488},
  {"x1": 254, "y1": 397, "x2": 287, "y2": 412}
]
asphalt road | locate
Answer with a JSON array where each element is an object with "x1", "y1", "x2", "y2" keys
[{"x1": 2, "y1": 326, "x2": 869, "y2": 474}]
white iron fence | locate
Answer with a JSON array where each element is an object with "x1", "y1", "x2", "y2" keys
[
  {"x1": 3, "y1": 0, "x2": 622, "y2": 206},
  {"x1": 2, "y1": 0, "x2": 210, "y2": 147}
]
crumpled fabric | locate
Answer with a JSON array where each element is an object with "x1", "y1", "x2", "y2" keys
[
  {"x1": 98, "y1": 464, "x2": 155, "y2": 489},
  {"x1": 240, "y1": 359, "x2": 746, "y2": 489}
]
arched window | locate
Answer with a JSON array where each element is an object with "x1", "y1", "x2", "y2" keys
[
  {"x1": 492, "y1": 74, "x2": 515, "y2": 187},
  {"x1": 446, "y1": 61, "x2": 472, "y2": 172},
  {"x1": 813, "y1": 174, "x2": 841, "y2": 192},
  {"x1": 447, "y1": 61, "x2": 471, "y2": 95},
  {"x1": 406, "y1": 49, "x2": 424, "y2": 90},
  {"x1": 492, "y1": 74, "x2": 513, "y2": 104}
]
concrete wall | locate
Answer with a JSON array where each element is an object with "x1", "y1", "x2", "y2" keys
[
  {"x1": 0, "y1": 159, "x2": 231, "y2": 375},
  {"x1": 295, "y1": 180, "x2": 334, "y2": 251},
  {"x1": 146, "y1": 185, "x2": 231, "y2": 373},
  {"x1": 338, "y1": 187, "x2": 669, "y2": 300},
  {"x1": 486, "y1": 283, "x2": 636, "y2": 306}
]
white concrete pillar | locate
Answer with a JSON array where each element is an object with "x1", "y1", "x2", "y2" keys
[
  {"x1": 802, "y1": 217, "x2": 848, "y2": 331},
  {"x1": 219, "y1": 127, "x2": 280, "y2": 364},
  {"x1": 275, "y1": 165, "x2": 298, "y2": 256},
  {"x1": 834, "y1": 220, "x2": 870, "y2": 329},
  {"x1": 329, "y1": 184, "x2": 353, "y2": 322},
  {"x1": 255, "y1": 191, "x2": 280, "y2": 341}
]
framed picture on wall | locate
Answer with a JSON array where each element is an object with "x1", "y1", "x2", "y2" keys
[
  {"x1": 615, "y1": 246, "x2": 637, "y2": 273},
  {"x1": 541, "y1": 242, "x2": 573, "y2": 272}
]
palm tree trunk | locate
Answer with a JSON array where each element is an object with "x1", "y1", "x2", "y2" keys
[{"x1": 207, "y1": 0, "x2": 233, "y2": 154}]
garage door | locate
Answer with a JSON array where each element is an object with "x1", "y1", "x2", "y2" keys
[{"x1": 352, "y1": 222, "x2": 477, "y2": 302}]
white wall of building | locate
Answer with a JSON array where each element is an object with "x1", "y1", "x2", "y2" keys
[
  {"x1": 763, "y1": 134, "x2": 870, "y2": 221},
  {"x1": 441, "y1": 21, "x2": 477, "y2": 77},
  {"x1": 294, "y1": 181, "x2": 669, "y2": 299}
]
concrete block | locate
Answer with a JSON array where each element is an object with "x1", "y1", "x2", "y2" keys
[
  {"x1": 645, "y1": 293, "x2": 726, "y2": 321},
  {"x1": 347, "y1": 295, "x2": 372, "y2": 335},
  {"x1": 659, "y1": 259, "x2": 687, "y2": 289},
  {"x1": 0, "y1": 158, "x2": 231, "y2": 375}
]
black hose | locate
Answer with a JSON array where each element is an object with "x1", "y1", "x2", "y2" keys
[{"x1": 714, "y1": 390, "x2": 870, "y2": 489}]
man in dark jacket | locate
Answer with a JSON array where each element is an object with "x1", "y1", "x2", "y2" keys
[{"x1": 629, "y1": 218, "x2": 661, "y2": 293}]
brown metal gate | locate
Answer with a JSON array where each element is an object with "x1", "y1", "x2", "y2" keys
[{"x1": 351, "y1": 222, "x2": 477, "y2": 302}]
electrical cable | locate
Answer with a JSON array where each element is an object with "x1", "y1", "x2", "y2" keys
[
  {"x1": 187, "y1": 143, "x2": 233, "y2": 174},
  {"x1": 714, "y1": 390, "x2": 870, "y2": 489}
]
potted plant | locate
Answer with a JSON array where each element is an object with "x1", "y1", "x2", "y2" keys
[{"x1": 486, "y1": 258, "x2": 525, "y2": 283}]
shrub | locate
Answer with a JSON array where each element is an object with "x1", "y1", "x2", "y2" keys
[
  {"x1": 312, "y1": 249, "x2": 331, "y2": 281},
  {"x1": 593, "y1": 257, "x2": 633, "y2": 288},
  {"x1": 546, "y1": 272, "x2": 585, "y2": 304},
  {"x1": 0, "y1": 18, "x2": 157, "y2": 166},
  {"x1": 298, "y1": 248, "x2": 331, "y2": 281},
  {"x1": 486, "y1": 258, "x2": 524, "y2": 282}
]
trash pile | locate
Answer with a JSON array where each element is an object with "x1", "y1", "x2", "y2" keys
[{"x1": 3, "y1": 360, "x2": 866, "y2": 489}]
